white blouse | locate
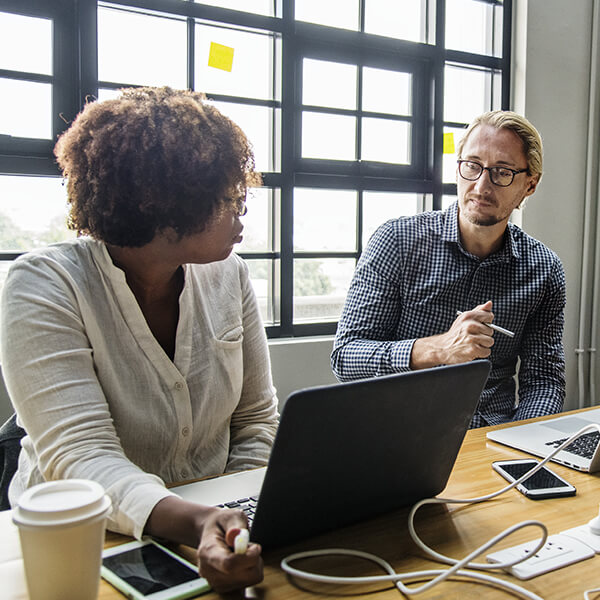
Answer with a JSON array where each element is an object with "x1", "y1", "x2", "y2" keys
[{"x1": 1, "y1": 238, "x2": 279, "y2": 538}]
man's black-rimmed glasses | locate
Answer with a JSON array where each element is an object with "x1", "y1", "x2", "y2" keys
[{"x1": 457, "y1": 160, "x2": 529, "y2": 187}]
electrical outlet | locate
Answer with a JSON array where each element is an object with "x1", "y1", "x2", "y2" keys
[{"x1": 486, "y1": 533, "x2": 595, "y2": 579}]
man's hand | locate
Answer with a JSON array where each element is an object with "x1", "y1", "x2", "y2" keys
[
  {"x1": 410, "y1": 300, "x2": 495, "y2": 369},
  {"x1": 197, "y1": 508, "x2": 263, "y2": 594}
]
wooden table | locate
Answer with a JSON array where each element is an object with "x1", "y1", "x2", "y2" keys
[{"x1": 3, "y1": 410, "x2": 600, "y2": 599}]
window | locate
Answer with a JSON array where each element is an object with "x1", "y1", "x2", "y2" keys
[
  {"x1": 0, "y1": 0, "x2": 512, "y2": 338},
  {"x1": 0, "y1": 11, "x2": 52, "y2": 140}
]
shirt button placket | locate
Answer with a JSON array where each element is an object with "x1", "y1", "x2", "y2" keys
[{"x1": 173, "y1": 380, "x2": 191, "y2": 481}]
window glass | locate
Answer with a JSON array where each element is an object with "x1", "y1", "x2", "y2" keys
[
  {"x1": 302, "y1": 59, "x2": 357, "y2": 110},
  {"x1": 97, "y1": 88, "x2": 121, "y2": 102},
  {"x1": 444, "y1": 64, "x2": 499, "y2": 124},
  {"x1": 196, "y1": 23, "x2": 278, "y2": 101},
  {"x1": 0, "y1": 79, "x2": 52, "y2": 139},
  {"x1": 237, "y1": 187, "x2": 278, "y2": 253},
  {"x1": 362, "y1": 192, "x2": 419, "y2": 247},
  {"x1": 0, "y1": 12, "x2": 52, "y2": 74},
  {"x1": 442, "y1": 194, "x2": 457, "y2": 211},
  {"x1": 211, "y1": 101, "x2": 280, "y2": 172},
  {"x1": 0, "y1": 175, "x2": 74, "y2": 252},
  {"x1": 446, "y1": 0, "x2": 502, "y2": 57},
  {"x1": 294, "y1": 189, "x2": 356, "y2": 251},
  {"x1": 192, "y1": 0, "x2": 275, "y2": 17},
  {"x1": 302, "y1": 112, "x2": 356, "y2": 160},
  {"x1": 98, "y1": 7, "x2": 187, "y2": 87},
  {"x1": 362, "y1": 67, "x2": 411, "y2": 116},
  {"x1": 247, "y1": 258, "x2": 279, "y2": 325},
  {"x1": 364, "y1": 0, "x2": 425, "y2": 43},
  {"x1": 295, "y1": 0, "x2": 359, "y2": 31},
  {"x1": 361, "y1": 118, "x2": 410, "y2": 164},
  {"x1": 492, "y1": 69, "x2": 502, "y2": 111},
  {"x1": 442, "y1": 125, "x2": 467, "y2": 184},
  {"x1": 293, "y1": 258, "x2": 355, "y2": 323}
]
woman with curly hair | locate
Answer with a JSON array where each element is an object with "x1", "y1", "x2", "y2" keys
[{"x1": 0, "y1": 87, "x2": 279, "y2": 592}]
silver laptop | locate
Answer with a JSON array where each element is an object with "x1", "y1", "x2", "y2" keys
[
  {"x1": 486, "y1": 408, "x2": 600, "y2": 472},
  {"x1": 174, "y1": 361, "x2": 491, "y2": 549}
]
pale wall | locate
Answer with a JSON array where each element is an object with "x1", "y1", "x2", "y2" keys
[
  {"x1": 268, "y1": 336, "x2": 338, "y2": 411},
  {"x1": 514, "y1": 0, "x2": 595, "y2": 410}
]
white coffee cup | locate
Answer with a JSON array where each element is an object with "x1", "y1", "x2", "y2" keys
[{"x1": 12, "y1": 479, "x2": 112, "y2": 600}]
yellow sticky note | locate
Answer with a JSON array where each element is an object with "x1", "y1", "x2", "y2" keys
[
  {"x1": 208, "y1": 42, "x2": 234, "y2": 72},
  {"x1": 443, "y1": 132, "x2": 455, "y2": 154}
]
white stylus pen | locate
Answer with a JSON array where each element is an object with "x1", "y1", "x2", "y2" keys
[
  {"x1": 456, "y1": 310, "x2": 515, "y2": 338},
  {"x1": 234, "y1": 528, "x2": 250, "y2": 554}
]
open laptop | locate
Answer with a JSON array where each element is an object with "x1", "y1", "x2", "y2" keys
[
  {"x1": 487, "y1": 408, "x2": 600, "y2": 472},
  {"x1": 174, "y1": 361, "x2": 491, "y2": 550}
]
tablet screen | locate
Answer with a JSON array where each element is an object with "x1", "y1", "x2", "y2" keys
[{"x1": 103, "y1": 544, "x2": 199, "y2": 594}]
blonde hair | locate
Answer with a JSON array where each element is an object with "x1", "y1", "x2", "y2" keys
[{"x1": 456, "y1": 110, "x2": 543, "y2": 178}]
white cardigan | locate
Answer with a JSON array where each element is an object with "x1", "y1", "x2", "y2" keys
[{"x1": 1, "y1": 238, "x2": 279, "y2": 538}]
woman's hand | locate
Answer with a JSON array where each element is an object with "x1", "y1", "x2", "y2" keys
[
  {"x1": 197, "y1": 509, "x2": 263, "y2": 593},
  {"x1": 145, "y1": 496, "x2": 263, "y2": 593}
]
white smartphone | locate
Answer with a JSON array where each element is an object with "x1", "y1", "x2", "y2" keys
[
  {"x1": 492, "y1": 459, "x2": 576, "y2": 500},
  {"x1": 101, "y1": 539, "x2": 211, "y2": 600}
]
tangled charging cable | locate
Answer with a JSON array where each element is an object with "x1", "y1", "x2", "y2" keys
[{"x1": 281, "y1": 424, "x2": 600, "y2": 599}]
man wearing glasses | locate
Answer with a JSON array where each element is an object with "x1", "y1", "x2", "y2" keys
[{"x1": 332, "y1": 110, "x2": 565, "y2": 427}]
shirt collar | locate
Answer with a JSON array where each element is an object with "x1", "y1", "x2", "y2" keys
[
  {"x1": 443, "y1": 200, "x2": 520, "y2": 261},
  {"x1": 441, "y1": 201, "x2": 459, "y2": 243}
]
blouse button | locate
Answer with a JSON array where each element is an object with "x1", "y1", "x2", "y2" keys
[
  {"x1": 181, "y1": 427, "x2": 190, "y2": 437},
  {"x1": 174, "y1": 381, "x2": 184, "y2": 391},
  {"x1": 181, "y1": 469, "x2": 189, "y2": 479}
]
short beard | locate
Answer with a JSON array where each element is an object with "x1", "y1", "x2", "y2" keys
[
  {"x1": 465, "y1": 213, "x2": 501, "y2": 227},
  {"x1": 460, "y1": 198, "x2": 503, "y2": 227}
]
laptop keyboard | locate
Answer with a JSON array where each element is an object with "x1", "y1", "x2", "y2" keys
[
  {"x1": 216, "y1": 496, "x2": 259, "y2": 524},
  {"x1": 545, "y1": 431, "x2": 600, "y2": 459}
]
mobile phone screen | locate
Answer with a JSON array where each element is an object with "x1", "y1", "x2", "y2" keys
[
  {"x1": 102, "y1": 544, "x2": 199, "y2": 595},
  {"x1": 498, "y1": 461, "x2": 566, "y2": 490}
]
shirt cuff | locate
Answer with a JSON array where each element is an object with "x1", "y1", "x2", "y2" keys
[
  {"x1": 109, "y1": 479, "x2": 178, "y2": 540},
  {"x1": 391, "y1": 339, "x2": 416, "y2": 371}
]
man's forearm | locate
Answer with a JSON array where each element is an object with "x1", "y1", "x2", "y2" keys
[
  {"x1": 331, "y1": 338, "x2": 414, "y2": 381},
  {"x1": 409, "y1": 335, "x2": 447, "y2": 369}
]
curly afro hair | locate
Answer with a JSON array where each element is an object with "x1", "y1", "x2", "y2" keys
[{"x1": 54, "y1": 86, "x2": 260, "y2": 247}]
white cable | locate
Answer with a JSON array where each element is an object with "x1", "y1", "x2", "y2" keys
[
  {"x1": 584, "y1": 587, "x2": 600, "y2": 600},
  {"x1": 281, "y1": 550, "x2": 545, "y2": 599},
  {"x1": 281, "y1": 536, "x2": 546, "y2": 599},
  {"x1": 281, "y1": 424, "x2": 600, "y2": 599},
  {"x1": 408, "y1": 424, "x2": 600, "y2": 571}
]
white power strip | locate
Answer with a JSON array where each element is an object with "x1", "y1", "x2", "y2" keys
[
  {"x1": 486, "y1": 534, "x2": 595, "y2": 579},
  {"x1": 561, "y1": 525, "x2": 600, "y2": 553}
]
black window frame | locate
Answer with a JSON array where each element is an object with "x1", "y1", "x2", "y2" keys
[{"x1": 0, "y1": 0, "x2": 512, "y2": 338}]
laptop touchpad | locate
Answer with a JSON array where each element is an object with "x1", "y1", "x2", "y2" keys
[{"x1": 544, "y1": 416, "x2": 595, "y2": 434}]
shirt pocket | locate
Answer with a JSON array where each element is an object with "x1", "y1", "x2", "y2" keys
[
  {"x1": 212, "y1": 325, "x2": 244, "y2": 405},
  {"x1": 214, "y1": 324, "x2": 244, "y2": 347}
]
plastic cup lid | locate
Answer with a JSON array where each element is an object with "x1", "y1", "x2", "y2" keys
[{"x1": 13, "y1": 479, "x2": 111, "y2": 527}]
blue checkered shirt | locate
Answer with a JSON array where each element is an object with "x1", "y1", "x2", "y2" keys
[{"x1": 331, "y1": 202, "x2": 566, "y2": 428}]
